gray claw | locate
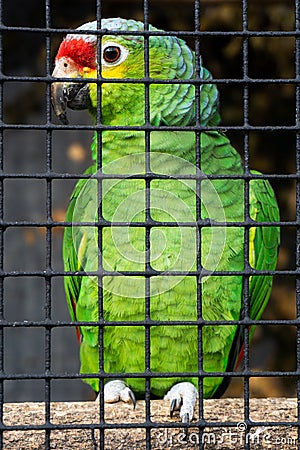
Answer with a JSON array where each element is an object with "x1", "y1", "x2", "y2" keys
[
  {"x1": 128, "y1": 389, "x2": 136, "y2": 409},
  {"x1": 170, "y1": 398, "x2": 177, "y2": 418}
]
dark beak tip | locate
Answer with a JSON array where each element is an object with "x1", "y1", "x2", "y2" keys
[
  {"x1": 51, "y1": 80, "x2": 90, "y2": 122},
  {"x1": 58, "y1": 112, "x2": 69, "y2": 125},
  {"x1": 51, "y1": 82, "x2": 68, "y2": 123}
]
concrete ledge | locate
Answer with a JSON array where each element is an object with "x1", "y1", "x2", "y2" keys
[{"x1": 2, "y1": 398, "x2": 298, "y2": 449}]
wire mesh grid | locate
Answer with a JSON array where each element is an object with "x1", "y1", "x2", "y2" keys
[{"x1": 0, "y1": 0, "x2": 298, "y2": 448}]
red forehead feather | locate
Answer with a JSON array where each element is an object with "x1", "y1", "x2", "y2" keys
[{"x1": 56, "y1": 38, "x2": 97, "y2": 69}]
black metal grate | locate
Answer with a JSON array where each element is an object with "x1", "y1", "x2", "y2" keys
[{"x1": 0, "y1": 0, "x2": 297, "y2": 449}]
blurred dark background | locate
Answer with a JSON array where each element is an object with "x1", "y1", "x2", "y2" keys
[{"x1": 2, "y1": 0, "x2": 296, "y2": 401}]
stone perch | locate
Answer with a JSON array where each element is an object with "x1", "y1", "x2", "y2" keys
[{"x1": 2, "y1": 398, "x2": 298, "y2": 449}]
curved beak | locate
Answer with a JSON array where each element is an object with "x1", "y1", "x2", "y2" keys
[{"x1": 51, "y1": 61, "x2": 91, "y2": 124}]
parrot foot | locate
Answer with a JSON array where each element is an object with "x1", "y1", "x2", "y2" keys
[
  {"x1": 103, "y1": 380, "x2": 136, "y2": 409},
  {"x1": 164, "y1": 382, "x2": 198, "y2": 423}
]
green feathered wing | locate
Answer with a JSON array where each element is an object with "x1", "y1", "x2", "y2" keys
[{"x1": 249, "y1": 174, "x2": 280, "y2": 319}]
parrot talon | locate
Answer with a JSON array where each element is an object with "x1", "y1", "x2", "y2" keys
[
  {"x1": 104, "y1": 380, "x2": 136, "y2": 408},
  {"x1": 170, "y1": 397, "x2": 181, "y2": 418},
  {"x1": 128, "y1": 389, "x2": 136, "y2": 409},
  {"x1": 164, "y1": 382, "x2": 198, "y2": 422}
]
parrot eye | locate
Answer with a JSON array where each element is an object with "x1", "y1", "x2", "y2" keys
[
  {"x1": 102, "y1": 43, "x2": 128, "y2": 66},
  {"x1": 103, "y1": 46, "x2": 121, "y2": 63}
]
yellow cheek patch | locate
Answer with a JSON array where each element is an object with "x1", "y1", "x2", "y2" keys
[
  {"x1": 83, "y1": 66, "x2": 92, "y2": 75},
  {"x1": 82, "y1": 68, "x2": 97, "y2": 79},
  {"x1": 102, "y1": 66, "x2": 126, "y2": 79},
  {"x1": 82, "y1": 66, "x2": 125, "y2": 80}
]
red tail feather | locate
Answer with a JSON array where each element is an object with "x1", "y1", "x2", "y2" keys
[{"x1": 70, "y1": 296, "x2": 81, "y2": 343}]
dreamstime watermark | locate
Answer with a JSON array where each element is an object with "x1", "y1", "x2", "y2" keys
[{"x1": 155, "y1": 422, "x2": 298, "y2": 447}]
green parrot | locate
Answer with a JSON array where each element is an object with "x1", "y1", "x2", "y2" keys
[{"x1": 51, "y1": 18, "x2": 280, "y2": 422}]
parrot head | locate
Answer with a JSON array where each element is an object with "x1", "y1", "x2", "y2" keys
[{"x1": 51, "y1": 18, "x2": 220, "y2": 126}]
